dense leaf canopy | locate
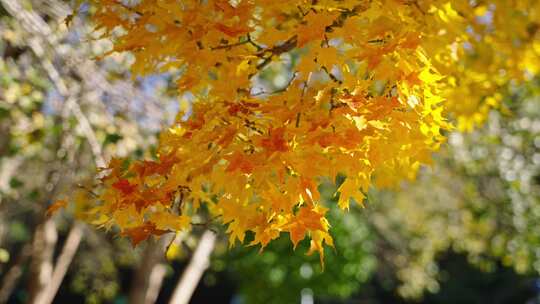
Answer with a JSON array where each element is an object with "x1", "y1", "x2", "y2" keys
[{"x1": 61, "y1": 0, "x2": 540, "y2": 263}]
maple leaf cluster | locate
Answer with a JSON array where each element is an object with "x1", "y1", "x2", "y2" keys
[{"x1": 59, "y1": 0, "x2": 540, "y2": 263}]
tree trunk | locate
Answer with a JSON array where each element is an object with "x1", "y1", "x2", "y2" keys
[
  {"x1": 35, "y1": 223, "x2": 84, "y2": 304},
  {"x1": 129, "y1": 235, "x2": 174, "y2": 304},
  {"x1": 27, "y1": 218, "x2": 57, "y2": 304},
  {"x1": 168, "y1": 230, "x2": 217, "y2": 304}
]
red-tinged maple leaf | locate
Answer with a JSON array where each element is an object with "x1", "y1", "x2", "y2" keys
[
  {"x1": 226, "y1": 152, "x2": 255, "y2": 173},
  {"x1": 112, "y1": 179, "x2": 137, "y2": 195},
  {"x1": 121, "y1": 222, "x2": 168, "y2": 246},
  {"x1": 132, "y1": 199, "x2": 149, "y2": 213},
  {"x1": 404, "y1": 71, "x2": 422, "y2": 86},
  {"x1": 131, "y1": 160, "x2": 164, "y2": 179},
  {"x1": 214, "y1": 23, "x2": 250, "y2": 37},
  {"x1": 227, "y1": 103, "x2": 242, "y2": 116},
  {"x1": 186, "y1": 112, "x2": 205, "y2": 130},
  {"x1": 400, "y1": 33, "x2": 421, "y2": 49},
  {"x1": 227, "y1": 101, "x2": 260, "y2": 116},
  {"x1": 132, "y1": 154, "x2": 177, "y2": 178},
  {"x1": 313, "y1": 132, "x2": 337, "y2": 148},
  {"x1": 217, "y1": 127, "x2": 237, "y2": 147},
  {"x1": 261, "y1": 127, "x2": 288, "y2": 153},
  {"x1": 367, "y1": 54, "x2": 383, "y2": 69}
]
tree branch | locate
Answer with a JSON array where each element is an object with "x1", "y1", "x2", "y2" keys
[
  {"x1": 36, "y1": 223, "x2": 84, "y2": 304},
  {"x1": 168, "y1": 230, "x2": 217, "y2": 304},
  {"x1": 128, "y1": 234, "x2": 175, "y2": 304}
]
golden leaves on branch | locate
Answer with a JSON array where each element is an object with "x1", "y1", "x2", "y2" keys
[{"x1": 63, "y1": 0, "x2": 540, "y2": 263}]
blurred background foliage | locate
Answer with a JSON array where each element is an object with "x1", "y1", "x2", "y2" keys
[{"x1": 1, "y1": 1, "x2": 540, "y2": 304}]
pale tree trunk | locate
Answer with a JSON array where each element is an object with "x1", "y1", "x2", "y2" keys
[
  {"x1": 27, "y1": 218, "x2": 58, "y2": 304},
  {"x1": 129, "y1": 234, "x2": 174, "y2": 304},
  {"x1": 168, "y1": 230, "x2": 217, "y2": 304},
  {"x1": 34, "y1": 223, "x2": 84, "y2": 304}
]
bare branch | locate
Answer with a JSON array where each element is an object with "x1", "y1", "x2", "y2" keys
[{"x1": 168, "y1": 230, "x2": 217, "y2": 304}]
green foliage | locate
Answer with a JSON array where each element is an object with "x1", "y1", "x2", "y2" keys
[{"x1": 214, "y1": 181, "x2": 377, "y2": 303}]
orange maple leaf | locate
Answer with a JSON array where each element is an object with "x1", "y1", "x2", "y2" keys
[
  {"x1": 226, "y1": 152, "x2": 255, "y2": 173},
  {"x1": 261, "y1": 127, "x2": 288, "y2": 153},
  {"x1": 112, "y1": 179, "x2": 137, "y2": 195},
  {"x1": 297, "y1": 12, "x2": 336, "y2": 47},
  {"x1": 214, "y1": 23, "x2": 250, "y2": 37},
  {"x1": 287, "y1": 206, "x2": 327, "y2": 248},
  {"x1": 122, "y1": 222, "x2": 168, "y2": 246},
  {"x1": 46, "y1": 199, "x2": 68, "y2": 216}
]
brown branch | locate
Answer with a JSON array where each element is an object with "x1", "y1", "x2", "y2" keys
[
  {"x1": 211, "y1": 39, "x2": 251, "y2": 51},
  {"x1": 255, "y1": 35, "x2": 298, "y2": 71}
]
